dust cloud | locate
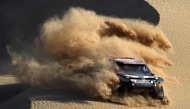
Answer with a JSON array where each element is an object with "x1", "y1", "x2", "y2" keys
[{"x1": 10, "y1": 7, "x2": 173, "y2": 106}]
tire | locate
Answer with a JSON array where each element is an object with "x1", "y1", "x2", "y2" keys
[
  {"x1": 118, "y1": 81, "x2": 126, "y2": 98},
  {"x1": 153, "y1": 84, "x2": 164, "y2": 100}
]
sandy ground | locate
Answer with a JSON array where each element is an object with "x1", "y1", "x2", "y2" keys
[
  {"x1": 0, "y1": 0, "x2": 190, "y2": 109},
  {"x1": 0, "y1": 76, "x2": 18, "y2": 85}
]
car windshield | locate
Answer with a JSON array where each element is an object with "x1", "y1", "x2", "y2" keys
[{"x1": 117, "y1": 62, "x2": 152, "y2": 76}]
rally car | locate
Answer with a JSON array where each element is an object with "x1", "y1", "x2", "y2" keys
[{"x1": 108, "y1": 56, "x2": 164, "y2": 100}]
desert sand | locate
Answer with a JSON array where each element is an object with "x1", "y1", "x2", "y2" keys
[{"x1": 0, "y1": 0, "x2": 190, "y2": 109}]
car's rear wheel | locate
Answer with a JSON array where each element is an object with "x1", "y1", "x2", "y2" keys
[{"x1": 153, "y1": 84, "x2": 164, "y2": 100}]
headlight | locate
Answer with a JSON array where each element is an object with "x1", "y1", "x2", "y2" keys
[{"x1": 132, "y1": 83, "x2": 135, "y2": 86}]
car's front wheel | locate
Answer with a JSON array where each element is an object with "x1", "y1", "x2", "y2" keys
[
  {"x1": 118, "y1": 81, "x2": 126, "y2": 98},
  {"x1": 152, "y1": 84, "x2": 164, "y2": 100}
]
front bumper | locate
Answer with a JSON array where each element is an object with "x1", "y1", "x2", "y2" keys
[{"x1": 132, "y1": 82, "x2": 155, "y2": 87}]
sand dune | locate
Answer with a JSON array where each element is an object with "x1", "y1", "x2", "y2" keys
[
  {"x1": 0, "y1": 0, "x2": 159, "y2": 75},
  {"x1": 145, "y1": 0, "x2": 190, "y2": 108},
  {"x1": 1, "y1": 0, "x2": 190, "y2": 108}
]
